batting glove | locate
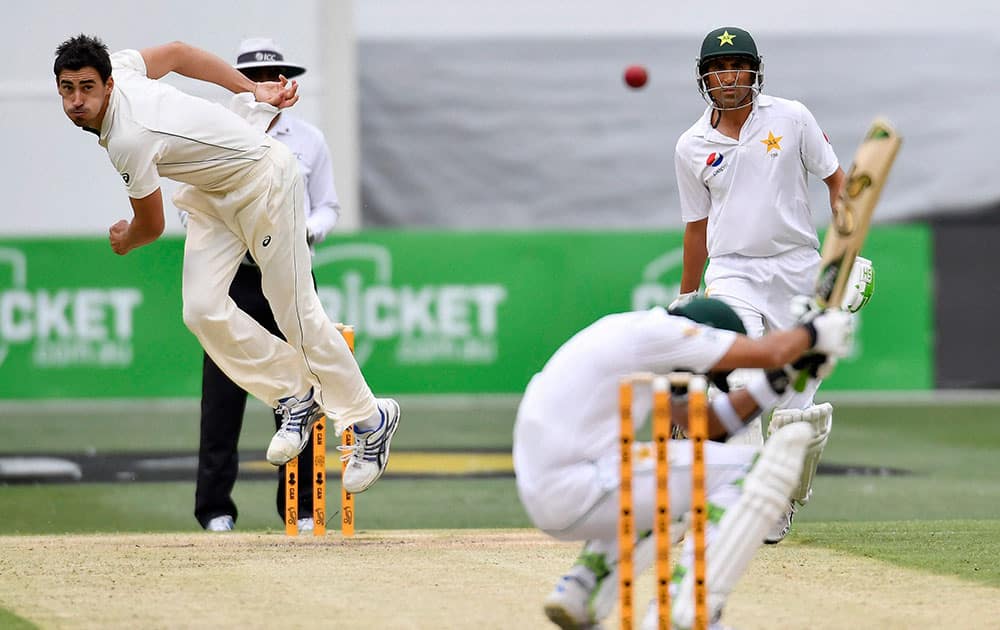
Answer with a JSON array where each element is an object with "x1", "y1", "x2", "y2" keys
[
  {"x1": 841, "y1": 256, "x2": 874, "y2": 313},
  {"x1": 668, "y1": 291, "x2": 699, "y2": 312},
  {"x1": 791, "y1": 353, "x2": 838, "y2": 381},
  {"x1": 803, "y1": 309, "x2": 856, "y2": 358}
]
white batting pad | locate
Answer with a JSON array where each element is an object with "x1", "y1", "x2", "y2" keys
[
  {"x1": 768, "y1": 403, "x2": 833, "y2": 503},
  {"x1": 671, "y1": 423, "x2": 811, "y2": 629}
]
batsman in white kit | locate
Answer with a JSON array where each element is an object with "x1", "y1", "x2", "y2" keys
[
  {"x1": 53, "y1": 35, "x2": 399, "y2": 494},
  {"x1": 672, "y1": 27, "x2": 875, "y2": 541},
  {"x1": 514, "y1": 298, "x2": 855, "y2": 629}
]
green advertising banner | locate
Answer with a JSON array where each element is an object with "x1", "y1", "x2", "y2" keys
[
  {"x1": 0, "y1": 238, "x2": 200, "y2": 398},
  {"x1": 0, "y1": 227, "x2": 931, "y2": 398}
]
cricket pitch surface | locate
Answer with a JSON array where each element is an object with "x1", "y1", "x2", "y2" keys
[{"x1": 1, "y1": 530, "x2": 996, "y2": 629}]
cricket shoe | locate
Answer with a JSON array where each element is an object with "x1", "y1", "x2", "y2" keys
[
  {"x1": 297, "y1": 517, "x2": 314, "y2": 533},
  {"x1": 205, "y1": 515, "x2": 234, "y2": 532},
  {"x1": 763, "y1": 502, "x2": 797, "y2": 545},
  {"x1": 266, "y1": 388, "x2": 323, "y2": 465},
  {"x1": 339, "y1": 399, "x2": 400, "y2": 493},
  {"x1": 544, "y1": 533, "x2": 657, "y2": 629},
  {"x1": 542, "y1": 564, "x2": 605, "y2": 629}
]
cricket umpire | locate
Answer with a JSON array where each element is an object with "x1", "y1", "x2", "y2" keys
[{"x1": 195, "y1": 37, "x2": 340, "y2": 532}]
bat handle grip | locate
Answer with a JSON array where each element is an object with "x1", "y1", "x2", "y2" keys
[{"x1": 793, "y1": 370, "x2": 809, "y2": 393}]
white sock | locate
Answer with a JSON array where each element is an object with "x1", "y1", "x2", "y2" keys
[{"x1": 354, "y1": 408, "x2": 383, "y2": 432}]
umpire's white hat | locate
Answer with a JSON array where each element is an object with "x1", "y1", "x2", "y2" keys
[{"x1": 234, "y1": 37, "x2": 306, "y2": 78}]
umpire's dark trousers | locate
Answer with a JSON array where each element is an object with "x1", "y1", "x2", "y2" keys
[{"x1": 194, "y1": 260, "x2": 315, "y2": 528}]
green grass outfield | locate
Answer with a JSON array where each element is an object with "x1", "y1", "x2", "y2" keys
[{"x1": 3, "y1": 394, "x2": 1000, "y2": 589}]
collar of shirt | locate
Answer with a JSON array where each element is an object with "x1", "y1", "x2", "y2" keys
[
  {"x1": 692, "y1": 94, "x2": 774, "y2": 143},
  {"x1": 96, "y1": 86, "x2": 120, "y2": 147},
  {"x1": 269, "y1": 113, "x2": 293, "y2": 137}
]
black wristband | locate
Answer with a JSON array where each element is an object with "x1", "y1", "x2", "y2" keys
[{"x1": 802, "y1": 322, "x2": 818, "y2": 348}]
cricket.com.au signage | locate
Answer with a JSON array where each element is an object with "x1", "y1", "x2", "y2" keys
[
  {"x1": 0, "y1": 228, "x2": 931, "y2": 398},
  {"x1": 0, "y1": 239, "x2": 201, "y2": 398},
  {"x1": 0, "y1": 247, "x2": 141, "y2": 367},
  {"x1": 311, "y1": 243, "x2": 507, "y2": 368}
]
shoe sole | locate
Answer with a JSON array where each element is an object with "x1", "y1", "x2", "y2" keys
[
  {"x1": 343, "y1": 400, "x2": 400, "y2": 493},
  {"x1": 543, "y1": 602, "x2": 597, "y2": 630}
]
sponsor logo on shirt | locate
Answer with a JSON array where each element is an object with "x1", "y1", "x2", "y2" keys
[{"x1": 705, "y1": 152, "x2": 728, "y2": 181}]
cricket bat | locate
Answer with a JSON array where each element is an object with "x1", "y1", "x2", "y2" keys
[
  {"x1": 796, "y1": 118, "x2": 902, "y2": 390},
  {"x1": 815, "y1": 117, "x2": 902, "y2": 308}
]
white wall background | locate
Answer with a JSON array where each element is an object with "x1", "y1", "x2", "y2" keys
[
  {"x1": 5, "y1": 0, "x2": 999, "y2": 235},
  {"x1": 358, "y1": 0, "x2": 997, "y2": 37}
]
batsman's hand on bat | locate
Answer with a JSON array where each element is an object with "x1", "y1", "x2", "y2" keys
[
  {"x1": 841, "y1": 256, "x2": 874, "y2": 313},
  {"x1": 791, "y1": 353, "x2": 838, "y2": 381},
  {"x1": 668, "y1": 291, "x2": 699, "y2": 312},
  {"x1": 789, "y1": 302, "x2": 857, "y2": 388},
  {"x1": 802, "y1": 307, "x2": 856, "y2": 358}
]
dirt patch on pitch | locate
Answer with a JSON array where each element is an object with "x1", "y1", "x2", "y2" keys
[{"x1": 0, "y1": 530, "x2": 995, "y2": 629}]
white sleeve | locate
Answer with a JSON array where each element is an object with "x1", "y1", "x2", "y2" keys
[
  {"x1": 634, "y1": 309, "x2": 738, "y2": 374},
  {"x1": 304, "y1": 131, "x2": 340, "y2": 242},
  {"x1": 107, "y1": 131, "x2": 163, "y2": 199},
  {"x1": 798, "y1": 101, "x2": 839, "y2": 179},
  {"x1": 675, "y1": 137, "x2": 711, "y2": 223},
  {"x1": 110, "y1": 50, "x2": 148, "y2": 77},
  {"x1": 227, "y1": 93, "x2": 279, "y2": 132}
]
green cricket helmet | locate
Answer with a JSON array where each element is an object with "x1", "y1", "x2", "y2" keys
[
  {"x1": 698, "y1": 27, "x2": 761, "y2": 72},
  {"x1": 668, "y1": 297, "x2": 747, "y2": 392},
  {"x1": 696, "y1": 27, "x2": 765, "y2": 109}
]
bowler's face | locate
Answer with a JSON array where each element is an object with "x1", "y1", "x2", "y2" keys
[{"x1": 57, "y1": 67, "x2": 113, "y2": 130}]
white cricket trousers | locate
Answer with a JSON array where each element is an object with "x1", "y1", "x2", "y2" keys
[
  {"x1": 518, "y1": 440, "x2": 756, "y2": 541},
  {"x1": 173, "y1": 139, "x2": 377, "y2": 429},
  {"x1": 706, "y1": 247, "x2": 821, "y2": 410}
]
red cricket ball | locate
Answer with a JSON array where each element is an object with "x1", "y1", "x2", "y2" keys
[{"x1": 624, "y1": 65, "x2": 648, "y2": 89}]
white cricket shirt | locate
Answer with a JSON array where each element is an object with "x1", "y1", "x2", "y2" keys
[
  {"x1": 513, "y1": 307, "x2": 737, "y2": 480},
  {"x1": 674, "y1": 95, "x2": 839, "y2": 257},
  {"x1": 99, "y1": 50, "x2": 272, "y2": 199}
]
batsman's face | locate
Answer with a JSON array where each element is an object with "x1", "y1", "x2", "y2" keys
[
  {"x1": 57, "y1": 68, "x2": 113, "y2": 130},
  {"x1": 701, "y1": 57, "x2": 755, "y2": 109}
]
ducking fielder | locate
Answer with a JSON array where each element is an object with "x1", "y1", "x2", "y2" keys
[
  {"x1": 514, "y1": 298, "x2": 856, "y2": 629},
  {"x1": 671, "y1": 26, "x2": 875, "y2": 542}
]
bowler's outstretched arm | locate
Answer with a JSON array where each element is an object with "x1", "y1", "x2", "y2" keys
[{"x1": 139, "y1": 42, "x2": 298, "y2": 108}]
